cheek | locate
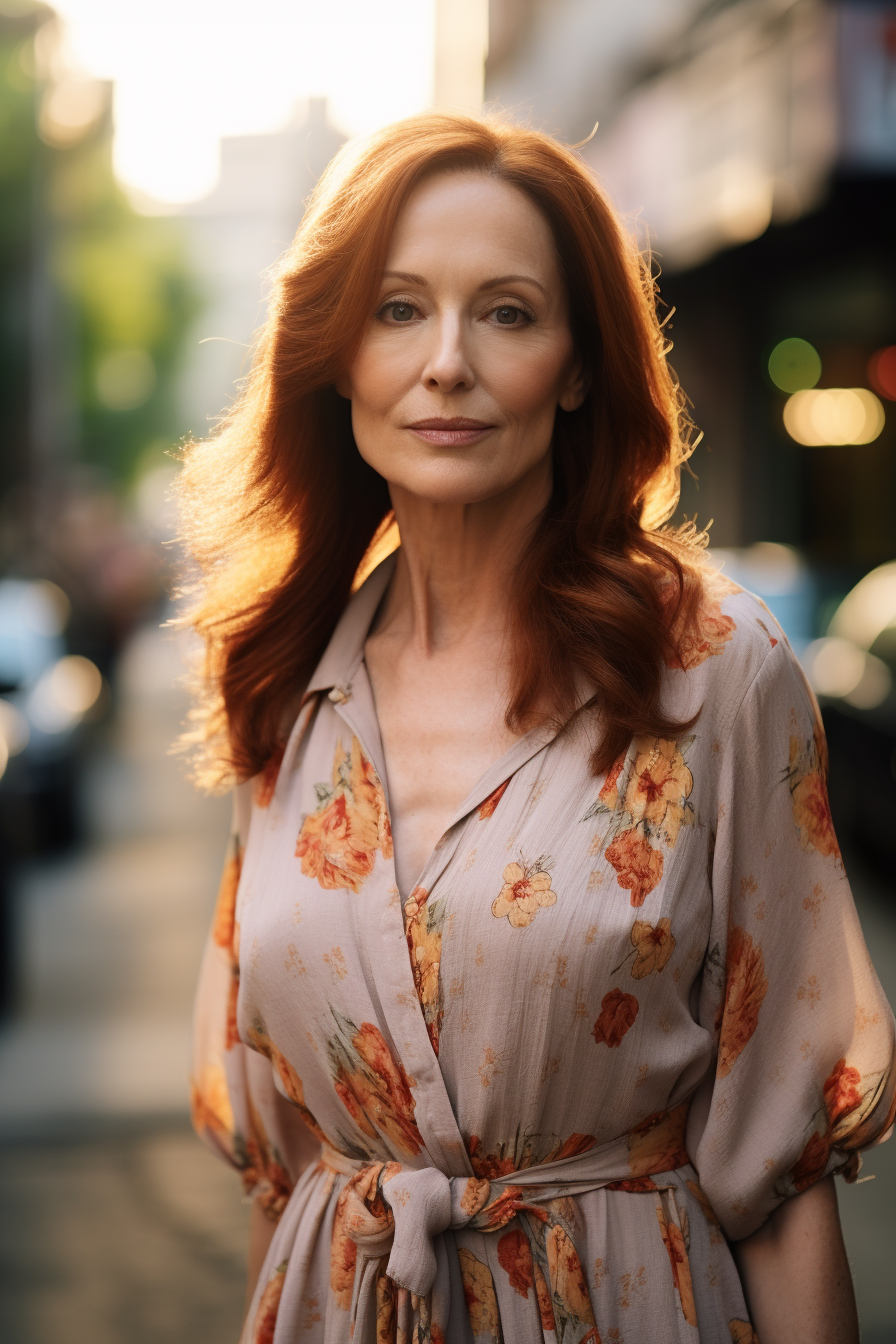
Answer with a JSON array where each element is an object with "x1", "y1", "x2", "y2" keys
[
  {"x1": 347, "y1": 336, "x2": 417, "y2": 414},
  {"x1": 484, "y1": 339, "x2": 573, "y2": 420}
]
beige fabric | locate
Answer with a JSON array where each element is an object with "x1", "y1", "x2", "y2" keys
[{"x1": 192, "y1": 555, "x2": 895, "y2": 1344}]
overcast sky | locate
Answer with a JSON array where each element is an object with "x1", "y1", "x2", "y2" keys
[{"x1": 50, "y1": 0, "x2": 436, "y2": 205}]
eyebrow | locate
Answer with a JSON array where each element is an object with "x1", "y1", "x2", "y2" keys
[{"x1": 382, "y1": 270, "x2": 548, "y2": 299}]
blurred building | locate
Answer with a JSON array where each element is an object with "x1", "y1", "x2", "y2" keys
[
  {"x1": 487, "y1": 0, "x2": 896, "y2": 579},
  {"x1": 175, "y1": 98, "x2": 345, "y2": 438}
]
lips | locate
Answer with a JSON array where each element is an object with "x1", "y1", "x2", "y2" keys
[
  {"x1": 406, "y1": 416, "x2": 495, "y2": 446},
  {"x1": 407, "y1": 418, "x2": 492, "y2": 430}
]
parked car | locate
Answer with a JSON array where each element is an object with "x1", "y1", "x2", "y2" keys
[{"x1": 0, "y1": 578, "x2": 103, "y2": 855}]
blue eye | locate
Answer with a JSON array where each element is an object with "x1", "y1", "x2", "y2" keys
[{"x1": 389, "y1": 303, "x2": 414, "y2": 322}]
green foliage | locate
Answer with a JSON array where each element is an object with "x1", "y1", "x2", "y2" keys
[
  {"x1": 0, "y1": 9, "x2": 45, "y2": 499},
  {"x1": 0, "y1": 3, "x2": 201, "y2": 493}
]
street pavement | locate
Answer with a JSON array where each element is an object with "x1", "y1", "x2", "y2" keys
[{"x1": 0, "y1": 621, "x2": 894, "y2": 1343}]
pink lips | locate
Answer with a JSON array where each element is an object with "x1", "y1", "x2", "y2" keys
[{"x1": 406, "y1": 417, "x2": 495, "y2": 446}]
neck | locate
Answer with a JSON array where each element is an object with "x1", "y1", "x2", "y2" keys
[{"x1": 377, "y1": 458, "x2": 551, "y2": 654}]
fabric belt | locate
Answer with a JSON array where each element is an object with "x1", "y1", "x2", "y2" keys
[{"x1": 321, "y1": 1100, "x2": 692, "y2": 1300}]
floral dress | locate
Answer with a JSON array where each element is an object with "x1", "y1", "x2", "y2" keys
[{"x1": 192, "y1": 553, "x2": 896, "y2": 1344}]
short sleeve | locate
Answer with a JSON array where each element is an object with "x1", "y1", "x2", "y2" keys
[
  {"x1": 688, "y1": 639, "x2": 896, "y2": 1240},
  {"x1": 190, "y1": 781, "x2": 321, "y2": 1220}
]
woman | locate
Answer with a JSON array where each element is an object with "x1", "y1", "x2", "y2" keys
[{"x1": 183, "y1": 113, "x2": 895, "y2": 1344}]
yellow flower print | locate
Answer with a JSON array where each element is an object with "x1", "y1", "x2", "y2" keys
[
  {"x1": 729, "y1": 1321, "x2": 760, "y2": 1344},
  {"x1": 492, "y1": 858, "x2": 557, "y2": 929},
  {"x1": 613, "y1": 918, "x2": 676, "y2": 978},
  {"x1": 624, "y1": 738, "x2": 694, "y2": 845},
  {"x1": 458, "y1": 1248, "x2": 501, "y2": 1341},
  {"x1": 403, "y1": 887, "x2": 446, "y2": 1055}
]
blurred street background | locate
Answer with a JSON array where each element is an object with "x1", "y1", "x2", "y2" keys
[{"x1": 0, "y1": 0, "x2": 895, "y2": 1340}]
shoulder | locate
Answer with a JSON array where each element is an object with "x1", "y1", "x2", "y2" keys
[{"x1": 665, "y1": 567, "x2": 807, "y2": 725}]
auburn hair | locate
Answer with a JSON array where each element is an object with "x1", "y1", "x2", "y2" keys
[{"x1": 177, "y1": 111, "x2": 706, "y2": 792}]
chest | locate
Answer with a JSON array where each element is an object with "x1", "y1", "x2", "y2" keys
[{"x1": 363, "y1": 639, "x2": 524, "y2": 895}]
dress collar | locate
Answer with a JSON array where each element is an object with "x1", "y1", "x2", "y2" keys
[{"x1": 301, "y1": 552, "x2": 398, "y2": 704}]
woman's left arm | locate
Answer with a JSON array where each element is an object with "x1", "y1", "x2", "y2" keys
[{"x1": 731, "y1": 1175, "x2": 858, "y2": 1344}]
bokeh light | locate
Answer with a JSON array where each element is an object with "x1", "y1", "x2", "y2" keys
[
  {"x1": 27, "y1": 655, "x2": 103, "y2": 733},
  {"x1": 767, "y1": 337, "x2": 821, "y2": 393},
  {"x1": 828, "y1": 561, "x2": 896, "y2": 650},
  {"x1": 783, "y1": 387, "x2": 885, "y2": 446},
  {"x1": 868, "y1": 345, "x2": 896, "y2": 401}
]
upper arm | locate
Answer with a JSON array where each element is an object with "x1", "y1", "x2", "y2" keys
[{"x1": 688, "y1": 640, "x2": 896, "y2": 1240}]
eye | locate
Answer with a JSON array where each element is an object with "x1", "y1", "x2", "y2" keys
[
  {"x1": 487, "y1": 302, "x2": 535, "y2": 327},
  {"x1": 381, "y1": 301, "x2": 416, "y2": 323}
]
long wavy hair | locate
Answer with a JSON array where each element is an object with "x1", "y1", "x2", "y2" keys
[{"x1": 177, "y1": 111, "x2": 706, "y2": 792}]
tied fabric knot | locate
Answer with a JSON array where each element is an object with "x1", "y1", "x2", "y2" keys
[
  {"x1": 326, "y1": 1098, "x2": 693, "y2": 1316},
  {"x1": 336, "y1": 1162, "x2": 531, "y2": 1296}
]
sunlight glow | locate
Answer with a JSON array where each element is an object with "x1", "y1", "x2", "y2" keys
[{"x1": 49, "y1": 0, "x2": 436, "y2": 205}]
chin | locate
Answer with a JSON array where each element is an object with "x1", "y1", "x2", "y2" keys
[{"x1": 387, "y1": 460, "x2": 524, "y2": 507}]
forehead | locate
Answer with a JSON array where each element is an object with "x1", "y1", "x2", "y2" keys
[{"x1": 384, "y1": 170, "x2": 561, "y2": 281}]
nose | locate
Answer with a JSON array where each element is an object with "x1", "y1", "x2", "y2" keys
[{"x1": 420, "y1": 311, "x2": 475, "y2": 393}]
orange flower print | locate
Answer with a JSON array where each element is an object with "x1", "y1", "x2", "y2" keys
[
  {"x1": 790, "y1": 1129, "x2": 831, "y2": 1193},
  {"x1": 624, "y1": 738, "x2": 694, "y2": 845},
  {"x1": 605, "y1": 829, "x2": 664, "y2": 907},
  {"x1": 498, "y1": 1228, "x2": 535, "y2": 1298},
  {"x1": 729, "y1": 1321, "x2": 760, "y2": 1344},
  {"x1": 479, "y1": 778, "x2": 510, "y2": 820},
  {"x1": 242, "y1": 1134, "x2": 293, "y2": 1220},
  {"x1": 598, "y1": 752, "x2": 627, "y2": 811},
  {"x1": 254, "y1": 743, "x2": 285, "y2": 808},
  {"x1": 466, "y1": 1133, "x2": 518, "y2": 1180},
  {"x1": 458, "y1": 1248, "x2": 501, "y2": 1341},
  {"x1": 716, "y1": 927, "x2": 768, "y2": 1077},
  {"x1": 627, "y1": 1103, "x2": 689, "y2": 1176},
  {"x1": 190, "y1": 1062, "x2": 234, "y2": 1146},
  {"x1": 606, "y1": 1176, "x2": 659, "y2": 1192},
  {"x1": 545, "y1": 1223, "x2": 597, "y2": 1326},
  {"x1": 241, "y1": 1094, "x2": 294, "y2": 1219},
  {"x1": 592, "y1": 988, "x2": 639, "y2": 1048},
  {"x1": 403, "y1": 887, "x2": 447, "y2": 1054},
  {"x1": 247, "y1": 1022, "x2": 328, "y2": 1144},
  {"x1": 613, "y1": 918, "x2": 676, "y2": 978},
  {"x1": 492, "y1": 857, "x2": 557, "y2": 928},
  {"x1": 224, "y1": 961, "x2": 241, "y2": 1051},
  {"x1": 330, "y1": 1194, "x2": 359, "y2": 1310},
  {"x1": 785, "y1": 1056, "x2": 870, "y2": 1195},
  {"x1": 295, "y1": 737, "x2": 392, "y2": 893},
  {"x1": 667, "y1": 585, "x2": 737, "y2": 672},
  {"x1": 466, "y1": 1129, "x2": 594, "y2": 1180},
  {"x1": 655, "y1": 1198, "x2": 697, "y2": 1327},
  {"x1": 787, "y1": 732, "x2": 840, "y2": 860},
  {"x1": 252, "y1": 1259, "x2": 288, "y2": 1344},
  {"x1": 212, "y1": 840, "x2": 241, "y2": 951},
  {"x1": 824, "y1": 1057, "x2": 862, "y2": 1134},
  {"x1": 533, "y1": 1261, "x2": 556, "y2": 1333},
  {"x1": 326, "y1": 1012, "x2": 424, "y2": 1157},
  {"x1": 375, "y1": 1267, "x2": 397, "y2": 1342}
]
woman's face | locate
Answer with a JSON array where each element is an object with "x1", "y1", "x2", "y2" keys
[{"x1": 339, "y1": 170, "x2": 586, "y2": 506}]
